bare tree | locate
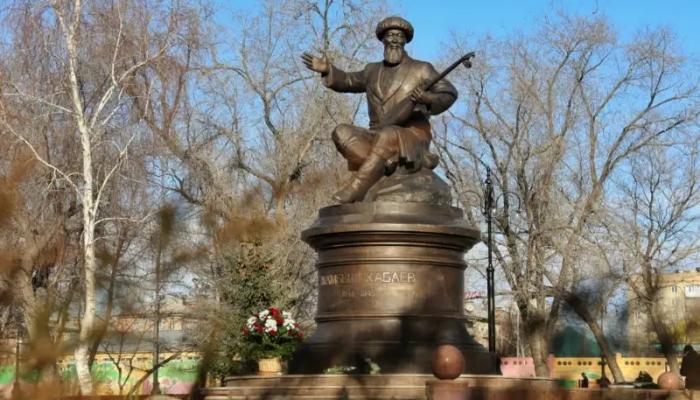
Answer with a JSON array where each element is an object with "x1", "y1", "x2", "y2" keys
[
  {"x1": 606, "y1": 145, "x2": 700, "y2": 372},
  {"x1": 0, "y1": 3, "x2": 84, "y2": 363},
  {"x1": 123, "y1": 0, "x2": 388, "y2": 330},
  {"x1": 0, "y1": 0, "x2": 386, "y2": 391},
  {"x1": 437, "y1": 14, "x2": 700, "y2": 378},
  {"x1": 0, "y1": 0, "x2": 182, "y2": 392}
]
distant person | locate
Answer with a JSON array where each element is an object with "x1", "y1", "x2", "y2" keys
[
  {"x1": 634, "y1": 370, "x2": 655, "y2": 389},
  {"x1": 581, "y1": 372, "x2": 589, "y2": 388},
  {"x1": 598, "y1": 375, "x2": 611, "y2": 388},
  {"x1": 681, "y1": 344, "x2": 700, "y2": 397},
  {"x1": 636, "y1": 370, "x2": 653, "y2": 383}
]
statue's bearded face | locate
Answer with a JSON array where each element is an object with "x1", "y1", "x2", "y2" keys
[{"x1": 382, "y1": 28, "x2": 406, "y2": 65}]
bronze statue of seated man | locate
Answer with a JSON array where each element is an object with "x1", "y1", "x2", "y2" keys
[{"x1": 302, "y1": 16, "x2": 458, "y2": 203}]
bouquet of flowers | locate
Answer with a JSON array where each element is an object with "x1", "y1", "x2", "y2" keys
[{"x1": 241, "y1": 307, "x2": 304, "y2": 360}]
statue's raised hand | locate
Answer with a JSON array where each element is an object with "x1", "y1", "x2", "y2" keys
[{"x1": 301, "y1": 52, "x2": 330, "y2": 74}]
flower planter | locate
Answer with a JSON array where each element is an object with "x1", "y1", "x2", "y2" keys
[
  {"x1": 243, "y1": 308, "x2": 303, "y2": 374},
  {"x1": 257, "y1": 357, "x2": 283, "y2": 375}
]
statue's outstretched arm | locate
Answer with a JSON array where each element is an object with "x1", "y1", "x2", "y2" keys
[
  {"x1": 301, "y1": 52, "x2": 330, "y2": 74},
  {"x1": 301, "y1": 52, "x2": 367, "y2": 93}
]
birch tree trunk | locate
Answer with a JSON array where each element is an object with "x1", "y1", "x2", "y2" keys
[
  {"x1": 53, "y1": 0, "x2": 96, "y2": 393},
  {"x1": 52, "y1": 0, "x2": 166, "y2": 392}
]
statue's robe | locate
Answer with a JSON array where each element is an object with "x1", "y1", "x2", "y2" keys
[{"x1": 322, "y1": 55, "x2": 458, "y2": 172}]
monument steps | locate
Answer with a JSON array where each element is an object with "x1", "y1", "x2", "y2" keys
[
  {"x1": 203, "y1": 374, "x2": 562, "y2": 400},
  {"x1": 206, "y1": 393, "x2": 422, "y2": 400},
  {"x1": 206, "y1": 384, "x2": 423, "y2": 399},
  {"x1": 224, "y1": 374, "x2": 436, "y2": 386},
  {"x1": 206, "y1": 396, "x2": 420, "y2": 400}
]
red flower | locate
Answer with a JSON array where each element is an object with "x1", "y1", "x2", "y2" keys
[
  {"x1": 241, "y1": 327, "x2": 249, "y2": 336},
  {"x1": 270, "y1": 307, "x2": 283, "y2": 324},
  {"x1": 254, "y1": 325, "x2": 263, "y2": 334}
]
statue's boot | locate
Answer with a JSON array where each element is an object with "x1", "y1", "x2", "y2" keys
[{"x1": 333, "y1": 152, "x2": 386, "y2": 203}]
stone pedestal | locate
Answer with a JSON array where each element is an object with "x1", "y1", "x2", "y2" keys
[{"x1": 288, "y1": 202, "x2": 497, "y2": 374}]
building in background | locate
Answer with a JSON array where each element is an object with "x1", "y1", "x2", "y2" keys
[
  {"x1": 463, "y1": 291, "x2": 520, "y2": 355},
  {"x1": 627, "y1": 268, "x2": 700, "y2": 354},
  {"x1": 463, "y1": 291, "x2": 488, "y2": 347}
]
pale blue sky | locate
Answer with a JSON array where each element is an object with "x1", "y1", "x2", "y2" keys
[
  {"x1": 388, "y1": 0, "x2": 700, "y2": 60},
  {"x1": 225, "y1": 1, "x2": 700, "y2": 61}
]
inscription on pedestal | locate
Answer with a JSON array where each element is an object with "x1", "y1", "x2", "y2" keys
[
  {"x1": 320, "y1": 270, "x2": 417, "y2": 299},
  {"x1": 317, "y1": 266, "x2": 464, "y2": 315},
  {"x1": 320, "y1": 271, "x2": 417, "y2": 286}
]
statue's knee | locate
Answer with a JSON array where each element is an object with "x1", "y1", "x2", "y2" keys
[
  {"x1": 332, "y1": 124, "x2": 353, "y2": 147},
  {"x1": 374, "y1": 129, "x2": 398, "y2": 150}
]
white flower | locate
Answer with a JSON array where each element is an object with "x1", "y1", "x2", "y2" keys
[
  {"x1": 246, "y1": 316, "x2": 257, "y2": 329},
  {"x1": 265, "y1": 319, "x2": 278, "y2": 328},
  {"x1": 282, "y1": 311, "x2": 292, "y2": 320},
  {"x1": 258, "y1": 309, "x2": 270, "y2": 320},
  {"x1": 264, "y1": 318, "x2": 278, "y2": 333},
  {"x1": 283, "y1": 318, "x2": 296, "y2": 329}
]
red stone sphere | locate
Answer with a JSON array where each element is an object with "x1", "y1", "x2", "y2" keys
[
  {"x1": 657, "y1": 371, "x2": 683, "y2": 390},
  {"x1": 431, "y1": 345, "x2": 465, "y2": 380}
]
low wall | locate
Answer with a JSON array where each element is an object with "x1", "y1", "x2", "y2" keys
[
  {"x1": 427, "y1": 383, "x2": 682, "y2": 400},
  {"x1": 501, "y1": 354, "x2": 680, "y2": 387}
]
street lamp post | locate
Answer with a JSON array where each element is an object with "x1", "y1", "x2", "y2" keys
[
  {"x1": 472, "y1": 167, "x2": 521, "y2": 354},
  {"x1": 483, "y1": 168, "x2": 496, "y2": 353}
]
